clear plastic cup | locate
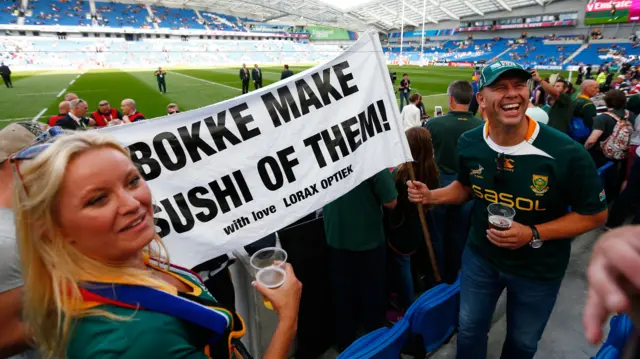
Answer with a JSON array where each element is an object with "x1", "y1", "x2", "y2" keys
[
  {"x1": 487, "y1": 203, "x2": 516, "y2": 231},
  {"x1": 250, "y1": 247, "x2": 288, "y2": 310}
]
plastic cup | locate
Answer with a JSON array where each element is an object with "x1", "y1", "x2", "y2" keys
[
  {"x1": 250, "y1": 247, "x2": 287, "y2": 310},
  {"x1": 487, "y1": 203, "x2": 516, "y2": 231}
]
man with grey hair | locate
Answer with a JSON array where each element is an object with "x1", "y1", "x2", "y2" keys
[
  {"x1": 0, "y1": 122, "x2": 45, "y2": 358},
  {"x1": 425, "y1": 80, "x2": 483, "y2": 282},
  {"x1": 167, "y1": 103, "x2": 179, "y2": 115},
  {"x1": 55, "y1": 98, "x2": 93, "y2": 130},
  {"x1": 121, "y1": 98, "x2": 146, "y2": 123}
]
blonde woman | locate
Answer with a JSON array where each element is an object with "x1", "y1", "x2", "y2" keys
[{"x1": 11, "y1": 130, "x2": 301, "y2": 359}]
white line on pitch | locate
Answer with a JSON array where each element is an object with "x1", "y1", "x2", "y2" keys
[
  {"x1": 32, "y1": 108, "x2": 47, "y2": 122},
  {"x1": 168, "y1": 71, "x2": 241, "y2": 91},
  {"x1": 422, "y1": 93, "x2": 447, "y2": 98},
  {"x1": 57, "y1": 88, "x2": 67, "y2": 98},
  {"x1": 69, "y1": 80, "x2": 75, "y2": 85},
  {"x1": 0, "y1": 116, "x2": 40, "y2": 122},
  {"x1": 17, "y1": 91, "x2": 60, "y2": 96}
]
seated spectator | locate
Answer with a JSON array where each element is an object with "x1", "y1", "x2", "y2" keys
[
  {"x1": 55, "y1": 98, "x2": 93, "y2": 130},
  {"x1": 49, "y1": 101, "x2": 70, "y2": 127},
  {"x1": 167, "y1": 103, "x2": 179, "y2": 115},
  {"x1": 64, "y1": 92, "x2": 78, "y2": 102},
  {"x1": 11, "y1": 131, "x2": 302, "y2": 359},
  {"x1": 121, "y1": 99, "x2": 145, "y2": 123},
  {"x1": 401, "y1": 93, "x2": 421, "y2": 131},
  {"x1": 91, "y1": 100, "x2": 123, "y2": 127}
]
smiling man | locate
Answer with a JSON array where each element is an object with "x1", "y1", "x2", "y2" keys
[{"x1": 407, "y1": 61, "x2": 608, "y2": 359}]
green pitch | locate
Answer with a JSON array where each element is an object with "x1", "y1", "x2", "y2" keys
[
  {"x1": 0, "y1": 65, "x2": 570, "y2": 129},
  {"x1": 584, "y1": 9, "x2": 630, "y2": 24}
]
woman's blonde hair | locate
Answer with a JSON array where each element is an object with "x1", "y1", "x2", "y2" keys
[{"x1": 13, "y1": 131, "x2": 172, "y2": 358}]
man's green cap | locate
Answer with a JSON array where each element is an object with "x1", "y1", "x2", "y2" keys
[{"x1": 478, "y1": 61, "x2": 532, "y2": 90}]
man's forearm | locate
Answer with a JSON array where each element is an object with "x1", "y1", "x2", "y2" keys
[
  {"x1": 539, "y1": 80, "x2": 560, "y2": 99},
  {"x1": 263, "y1": 318, "x2": 297, "y2": 359},
  {"x1": 538, "y1": 210, "x2": 608, "y2": 241},
  {"x1": 428, "y1": 181, "x2": 471, "y2": 205}
]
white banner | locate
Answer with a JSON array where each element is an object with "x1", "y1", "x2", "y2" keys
[{"x1": 99, "y1": 32, "x2": 412, "y2": 268}]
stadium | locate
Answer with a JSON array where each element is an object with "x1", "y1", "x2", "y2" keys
[{"x1": 2, "y1": 0, "x2": 640, "y2": 359}]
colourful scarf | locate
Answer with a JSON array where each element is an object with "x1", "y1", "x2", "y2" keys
[{"x1": 77, "y1": 256, "x2": 246, "y2": 359}]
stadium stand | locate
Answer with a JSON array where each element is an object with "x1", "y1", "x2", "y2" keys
[
  {"x1": 94, "y1": 1, "x2": 149, "y2": 28},
  {"x1": 150, "y1": 5, "x2": 204, "y2": 30},
  {"x1": 0, "y1": 37, "x2": 340, "y2": 69},
  {"x1": 26, "y1": 0, "x2": 89, "y2": 26},
  {"x1": 1, "y1": 0, "x2": 20, "y2": 24}
]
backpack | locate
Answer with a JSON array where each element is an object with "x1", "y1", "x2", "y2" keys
[
  {"x1": 569, "y1": 116, "x2": 590, "y2": 142},
  {"x1": 569, "y1": 99, "x2": 593, "y2": 142},
  {"x1": 601, "y1": 111, "x2": 634, "y2": 160}
]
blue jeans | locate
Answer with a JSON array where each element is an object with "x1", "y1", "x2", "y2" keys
[
  {"x1": 457, "y1": 249, "x2": 562, "y2": 359},
  {"x1": 330, "y1": 244, "x2": 387, "y2": 350},
  {"x1": 431, "y1": 173, "x2": 473, "y2": 283},
  {"x1": 400, "y1": 91, "x2": 410, "y2": 109},
  {"x1": 391, "y1": 251, "x2": 414, "y2": 309}
]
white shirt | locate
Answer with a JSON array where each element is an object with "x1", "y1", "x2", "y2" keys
[
  {"x1": 526, "y1": 107, "x2": 549, "y2": 125},
  {"x1": 0, "y1": 208, "x2": 39, "y2": 359},
  {"x1": 401, "y1": 104, "x2": 422, "y2": 131}
]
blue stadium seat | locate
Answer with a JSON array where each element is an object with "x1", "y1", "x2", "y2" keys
[
  {"x1": 337, "y1": 318, "x2": 411, "y2": 359},
  {"x1": 151, "y1": 5, "x2": 204, "y2": 30},
  {"x1": 410, "y1": 278, "x2": 460, "y2": 352},
  {"x1": 592, "y1": 345, "x2": 621, "y2": 359}
]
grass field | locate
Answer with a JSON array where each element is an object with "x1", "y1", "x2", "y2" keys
[{"x1": 0, "y1": 65, "x2": 570, "y2": 129}]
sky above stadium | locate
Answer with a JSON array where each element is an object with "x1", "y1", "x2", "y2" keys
[{"x1": 318, "y1": 0, "x2": 372, "y2": 10}]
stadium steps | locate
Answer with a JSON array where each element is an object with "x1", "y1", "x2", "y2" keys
[
  {"x1": 146, "y1": 4, "x2": 159, "y2": 29},
  {"x1": 563, "y1": 44, "x2": 588, "y2": 65},
  {"x1": 194, "y1": 9, "x2": 208, "y2": 30},
  {"x1": 490, "y1": 44, "x2": 517, "y2": 63}
]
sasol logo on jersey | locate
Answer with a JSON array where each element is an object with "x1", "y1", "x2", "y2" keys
[{"x1": 472, "y1": 185, "x2": 546, "y2": 212}]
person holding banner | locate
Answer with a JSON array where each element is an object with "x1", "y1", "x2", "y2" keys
[
  {"x1": 387, "y1": 127, "x2": 441, "y2": 313},
  {"x1": 407, "y1": 61, "x2": 608, "y2": 359},
  {"x1": 10, "y1": 130, "x2": 302, "y2": 359}
]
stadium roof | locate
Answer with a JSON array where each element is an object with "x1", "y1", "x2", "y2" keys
[{"x1": 175, "y1": 0, "x2": 558, "y2": 32}]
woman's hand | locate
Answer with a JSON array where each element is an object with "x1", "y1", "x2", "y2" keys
[
  {"x1": 253, "y1": 264, "x2": 302, "y2": 324},
  {"x1": 584, "y1": 226, "x2": 640, "y2": 343}
]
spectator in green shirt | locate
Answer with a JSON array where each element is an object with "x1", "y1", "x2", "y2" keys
[
  {"x1": 407, "y1": 61, "x2": 607, "y2": 359},
  {"x1": 532, "y1": 70, "x2": 574, "y2": 134},
  {"x1": 425, "y1": 80, "x2": 483, "y2": 282},
  {"x1": 573, "y1": 80, "x2": 600, "y2": 131},
  {"x1": 323, "y1": 170, "x2": 397, "y2": 351}
]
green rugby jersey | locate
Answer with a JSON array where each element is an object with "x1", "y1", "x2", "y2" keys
[{"x1": 457, "y1": 118, "x2": 607, "y2": 281}]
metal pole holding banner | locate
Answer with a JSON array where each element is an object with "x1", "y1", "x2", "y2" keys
[
  {"x1": 399, "y1": 0, "x2": 405, "y2": 66},
  {"x1": 420, "y1": 0, "x2": 426, "y2": 66},
  {"x1": 407, "y1": 163, "x2": 442, "y2": 283}
]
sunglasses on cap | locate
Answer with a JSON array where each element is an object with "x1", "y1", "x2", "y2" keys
[{"x1": 10, "y1": 126, "x2": 65, "y2": 162}]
